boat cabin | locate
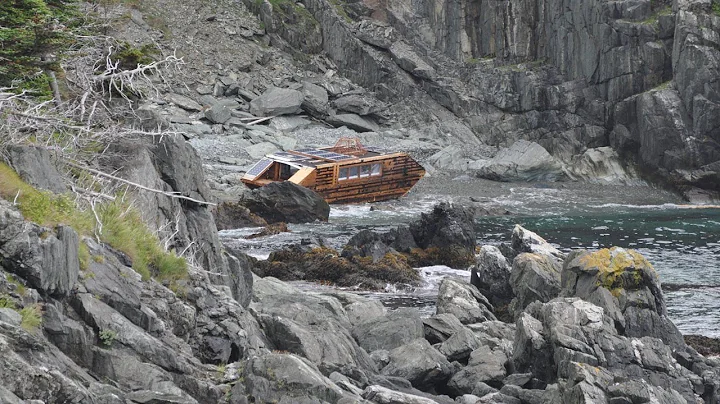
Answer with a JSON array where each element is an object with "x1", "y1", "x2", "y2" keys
[{"x1": 241, "y1": 137, "x2": 425, "y2": 203}]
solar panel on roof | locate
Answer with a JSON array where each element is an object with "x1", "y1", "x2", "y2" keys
[{"x1": 245, "y1": 158, "x2": 273, "y2": 179}]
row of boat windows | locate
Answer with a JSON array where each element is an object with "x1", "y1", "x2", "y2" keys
[{"x1": 338, "y1": 163, "x2": 382, "y2": 180}]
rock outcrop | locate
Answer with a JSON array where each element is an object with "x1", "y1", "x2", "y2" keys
[{"x1": 239, "y1": 181, "x2": 330, "y2": 224}]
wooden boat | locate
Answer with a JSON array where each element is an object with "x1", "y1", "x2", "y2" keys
[{"x1": 241, "y1": 137, "x2": 425, "y2": 203}]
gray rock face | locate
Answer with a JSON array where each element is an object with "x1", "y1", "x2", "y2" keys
[
  {"x1": 300, "y1": 81, "x2": 330, "y2": 116},
  {"x1": 508, "y1": 253, "x2": 561, "y2": 316},
  {"x1": 471, "y1": 245, "x2": 514, "y2": 308},
  {"x1": 436, "y1": 278, "x2": 496, "y2": 324},
  {"x1": 231, "y1": 353, "x2": 347, "y2": 403},
  {"x1": 0, "y1": 201, "x2": 79, "y2": 297},
  {"x1": 475, "y1": 141, "x2": 564, "y2": 182},
  {"x1": 380, "y1": 338, "x2": 453, "y2": 390},
  {"x1": 362, "y1": 385, "x2": 439, "y2": 404},
  {"x1": 204, "y1": 103, "x2": 231, "y2": 124},
  {"x1": 352, "y1": 308, "x2": 425, "y2": 352},
  {"x1": 389, "y1": 41, "x2": 436, "y2": 80},
  {"x1": 7, "y1": 145, "x2": 67, "y2": 194},
  {"x1": 241, "y1": 181, "x2": 330, "y2": 224},
  {"x1": 409, "y1": 202, "x2": 477, "y2": 268},
  {"x1": 447, "y1": 345, "x2": 509, "y2": 394},
  {"x1": 250, "y1": 87, "x2": 304, "y2": 117}
]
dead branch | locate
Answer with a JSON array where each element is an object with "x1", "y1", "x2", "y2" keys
[{"x1": 65, "y1": 161, "x2": 217, "y2": 206}]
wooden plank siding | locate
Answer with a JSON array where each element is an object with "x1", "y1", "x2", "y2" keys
[{"x1": 311, "y1": 154, "x2": 425, "y2": 203}]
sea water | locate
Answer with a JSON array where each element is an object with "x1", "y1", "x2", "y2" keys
[{"x1": 220, "y1": 180, "x2": 720, "y2": 337}]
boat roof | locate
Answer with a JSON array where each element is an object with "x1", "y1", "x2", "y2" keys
[{"x1": 243, "y1": 138, "x2": 395, "y2": 180}]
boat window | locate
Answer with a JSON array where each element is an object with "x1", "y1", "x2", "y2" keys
[
  {"x1": 349, "y1": 166, "x2": 359, "y2": 178},
  {"x1": 339, "y1": 167, "x2": 349, "y2": 180},
  {"x1": 370, "y1": 163, "x2": 381, "y2": 176},
  {"x1": 360, "y1": 165, "x2": 371, "y2": 177}
]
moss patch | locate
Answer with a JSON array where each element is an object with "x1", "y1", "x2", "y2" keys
[{"x1": 577, "y1": 247, "x2": 654, "y2": 293}]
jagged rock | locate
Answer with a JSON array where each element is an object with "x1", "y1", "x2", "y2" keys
[
  {"x1": 245, "y1": 141, "x2": 280, "y2": 159},
  {"x1": 505, "y1": 225, "x2": 565, "y2": 264},
  {"x1": 0, "y1": 308, "x2": 21, "y2": 327},
  {"x1": 7, "y1": 145, "x2": 67, "y2": 194},
  {"x1": 508, "y1": 253, "x2": 561, "y2": 317},
  {"x1": 471, "y1": 245, "x2": 514, "y2": 308},
  {"x1": 352, "y1": 308, "x2": 424, "y2": 352},
  {"x1": 240, "y1": 181, "x2": 329, "y2": 224},
  {"x1": 466, "y1": 321, "x2": 515, "y2": 355},
  {"x1": 475, "y1": 141, "x2": 564, "y2": 182},
  {"x1": 300, "y1": 81, "x2": 329, "y2": 116},
  {"x1": 409, "y1": 202, "x2": 476, "y2": 268},
  {"x1": 436, "y1": 278, "x2": 495, "y2": 324},
  {"x1": 252, "y1": 277, "x2": 376, "y2": 373},
  {"x1": 389, "y1": 41, "x2": 436, "y2": 80},
  {"x1": 0, "y1": 200, "x2": 79, "y2": 297},
  {"x1": 446, "y1": 345, "x2": 508, "y2": 395},
  {"x1": 422, "y1": 313, "x2": 465, "y2": 344},
  {"x1": 249, "y1": 87, "x2": 304, "y2": 117},
  {"x1": 167, "y1": 93, "x2": 203, "y2": 111},
  {"x1": 204, "y1": 103, "x2": 231, "y2": 124},
  {"x1": 342, "y1": 229, "x2": 397, "y2": 263},
  {"x1": 213, "y1": 201, "x2": 268, "y2": 230},
  {"x1": 269, "y1": 116, "x2": 312, "y2": 132},
  {"x1": 362, "y1": 385, "x2": 439, "y2": 404},
  {"x1": 380, "y1": 338, "x2": 453, "y2": 391},
  {"x1": 332, "y1": 94, "x2": 385, "y2": 116},
  {"x1": 327, "y1": 113, "x2": 380, "y2": 133},
  {"x1": 562, "y1": 247, "x2": 685, "y2": 349},
  {"x1": 230, "y1": 353, "x2": 348, "y2": 403},
  {"x1": 435, "y1": 326, "x2": 481, "y2": 362}
]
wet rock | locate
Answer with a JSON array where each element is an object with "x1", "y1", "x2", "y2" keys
[
  {"x1": 245, "y1": 222, "x2": 289, "y2": 239},
  {"x1": 353, "y1": 308, "x2": 424, "y2": 352},
  {"x1": 241, "y1": 181, "x2": 330, "y2": 224},
  {"x1": 409, "y1": 202, "x2": 476, "y2": 268},
  {"x1": 213, "y1": 201, "x2": 268, "y2": 230},
  {"x1": 380, "y1": 338, "x2": 453, "y2": 391},
  {"x1": 471, "y1": 245, "x2": 514, "y2": 309},
  {"x1": 249, "y1": 87, "x2": 304, "y2": 117},
  {"x1": 475, "y1": 141, "x2": 564, "y2": 182},
  {"x1": 436, "y1": 278, "x2": 496, "y2": 324},
  {"x1": 7, "y1": 145, "x2": 67, "y2": 194}
]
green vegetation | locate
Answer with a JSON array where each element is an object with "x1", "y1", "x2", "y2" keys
[
  {"x1": 20, "y1": 304, "x2": 43, "y2": 332},
  {"x1": 99, "y1": 329, "x2": 118, "y2": 347},
  {"x1": 0, "y1": 163, "x2": 188, "y2": 288},
  {"x1": 6, "y1": 275, "x2": 27, "y2": 296},
  {"x1": 713, "y1": 1, "x2": 720, "y2": 17},
  {"x1": 640, "y1": 5, "x2": 672, "y2": 25},
  {"x1": 113, "y1": 43, "x2": 158, "y2": 70},
  {"x1": 0, "y1": 295, "x2": 16, "y2": 309},
  {"x1": 0, "y1": 0, "x2": 80, "y2": 93}
]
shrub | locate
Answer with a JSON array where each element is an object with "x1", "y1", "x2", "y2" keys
[
  {"x1": 98, "y1": 329, "x2": 117, "y2": 347},
  {"x1": 20, "y1": 304, "x2": 43, "y2": 332}
]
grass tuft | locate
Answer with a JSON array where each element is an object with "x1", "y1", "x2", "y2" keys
[{"x1": 20, "y1": 304, "x2": 43, "y2": 332}]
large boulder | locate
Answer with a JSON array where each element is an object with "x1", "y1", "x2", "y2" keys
[
  {"x1": 230, "y1": 353, "x2": 348, "y2": 403},
  {"x1": 446, "y1": 345, "x2": 509, "y2": 394},
  {"x1": 471, "y1": 245, "x2": 514, "y2": 309},
  {"x1": 352, "y1": 308, "x2": 425, "y2": 353},
  {"x1": 389, "y1": 41, "x2": 436, "y2": 80},
  {"x1": 0, "y1": 200, "x2": 79, "y2": 297},
  {"x1": 241, "y1": 181, "x2": 330, "y2": 224},
  {"x1": 380, "y1": 339, "x2": 454, "y2": 391},
  {"x1": 562, "y1": 247, "x2": 685, "y2": 349},
  {"x1": 249, "y1": 87, "x2": 304, "y2": 117},
  {"x1": 409, "y1": 202, "x2": 476, "y2": 268},
  {"x1": 7, "y1": 145, "x2": 67, "y2": 194},
  {"x1": 436, "y1": 278, "x2": 496, "y2": 324},
  {"x1": 508, "y1": 253, "x2": 561, "y2": 317},
  {"x1": 504, "y1": 225, "x2": 566, "y2": 264},
  {"x1": 475, "y1": 140, "x2": 565, "y2": 182},
  {"x1": 512, "y1": 298, "x2": 701, "y2": 403}
]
